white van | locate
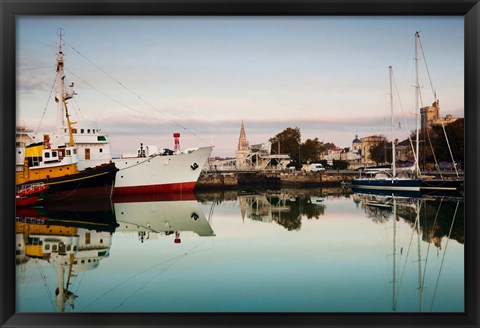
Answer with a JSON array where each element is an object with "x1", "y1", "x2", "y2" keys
[{"x1": 310, "y1": 163, "x2": 325, "y2": 172}]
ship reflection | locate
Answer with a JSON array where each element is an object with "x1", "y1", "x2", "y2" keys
[
  {"x1": 16, "y1": 199, "x2": 117, "y2": 312},
  {"x1": 113, "y1": 192, "x2": 215, "y2": 243},
  {"x1": 16, "y1": 192, "x2": 214, "y2": 312}
]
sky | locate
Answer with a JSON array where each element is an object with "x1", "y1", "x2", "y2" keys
[{"x1": 16, "y1": 16, "x2": 464, "y2": 158}]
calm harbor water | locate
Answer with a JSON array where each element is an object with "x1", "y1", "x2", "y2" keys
[{"x1": 16, "y1": 188, "x2": 464, "y2": 313}]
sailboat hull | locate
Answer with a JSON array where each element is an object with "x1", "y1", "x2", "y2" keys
[
  {"x1": 420, "y1": 178, "x2": 464, "y2": 191},
  {"x1": 351, "y1": 178, "x2": 422, "y2": 191}
]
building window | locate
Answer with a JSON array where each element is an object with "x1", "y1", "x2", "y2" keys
[
  {"x1": 99, "y1": 148, "x2": 103, "y2": 153},
  {"x1": 81, "y1": 129, "x2": 84, "y2": 134}
]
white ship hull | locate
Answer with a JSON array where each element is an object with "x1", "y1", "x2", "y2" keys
[{"x1": 112, "y1": 146, "x2": 212, "y2": 195}]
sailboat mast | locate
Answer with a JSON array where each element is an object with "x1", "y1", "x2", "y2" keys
[
  {"x1": 416, "y1": 199, "x2": 424, "y2": 312},
  {"x1": 415, "y1": 31, "x2": 420, "y2": 176},
  {"x1": 389, "y1": 66, "x2": 396, "y2": 177}
]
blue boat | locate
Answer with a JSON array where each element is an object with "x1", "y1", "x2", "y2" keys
[{"x1": 352, "y1": 169, "x2": 422, "y2": 192}]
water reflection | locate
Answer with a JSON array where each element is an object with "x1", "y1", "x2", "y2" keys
[
  {"x1": 113, "y1": 192, "x2": 215, "y2": 243},
  {"x1": 353, "y1": 192, "x2": 464, "y2": 312},
  {"x1": 16, "y1": 188, "x2": 464, "y2": 313},
  {"x1": 238, "y1": 192, "x2": 326, "y2": 231},
  {"x1": 354, "y1": 192, "x2": 464, "y2": 248},
  {"x1": 16, "y1": 200, "x2": 117, "y2": 312}
]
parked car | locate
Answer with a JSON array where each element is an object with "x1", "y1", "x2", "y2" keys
[{"x1": 310, "y1": 163, "x2": 326, "y2": 172}]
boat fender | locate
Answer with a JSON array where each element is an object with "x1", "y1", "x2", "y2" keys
[{"x1": 190, "y1": 162, "x2": 199, "y2": 170}]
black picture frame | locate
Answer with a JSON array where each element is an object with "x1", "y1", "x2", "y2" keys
[{"x1": 1, "y1": 1, "x2": 478, "y2": 327}]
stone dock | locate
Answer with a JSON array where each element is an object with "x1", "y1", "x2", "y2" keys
[{"x1": 195, "y1": 170, "x2": 357, "y2": 190}]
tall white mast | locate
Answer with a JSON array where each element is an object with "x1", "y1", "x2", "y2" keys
[
  {"x1": 389, "y1": 66, "x2": 396, "y2": 178},
  {"x1": 415, "y1": 31, "x2": 420, "y2": 176}
]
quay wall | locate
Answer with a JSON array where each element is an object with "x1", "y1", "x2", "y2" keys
[
  {"x1": 195, "y1": 171, "x2": 356, "y2": 190},
  {"x1": 196, "y1": 172, "x2": 238, "y2": 190},
  {"x1": 280, "y1": 171, "x2": 355, "y2": 187}
]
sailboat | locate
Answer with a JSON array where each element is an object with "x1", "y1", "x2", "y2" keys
[
  {"x1": 16, "y1": 30, "x2": 213, "y2": 195},
  {"x1": 411, "y1": 32, "x2": 464, "y2": 191},
  {"x1": 352, "y1": 66, "x2": 422, "y2": 192}
]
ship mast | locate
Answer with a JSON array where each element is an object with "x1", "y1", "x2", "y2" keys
[{"x1": 55, "y1": 28, "x2": 76, "y2": 136}]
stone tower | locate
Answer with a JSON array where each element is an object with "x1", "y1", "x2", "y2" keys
[
  {"x1": 420, "y1": 100, "x2": 440, "y2": 131},
  {"x1": 236, "y1": 121, "x2": 249, "y2": 169}
]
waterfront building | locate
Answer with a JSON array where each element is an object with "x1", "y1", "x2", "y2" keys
[
  {"x1": 321, "y1": 135, "x2": 362, "y2": 168},
  {"x1": 345, "y1": 135, "x2": 362, "y2": 164},
  {"x1": 320, "y1": 146, "x2": 343, "y2": 162}
]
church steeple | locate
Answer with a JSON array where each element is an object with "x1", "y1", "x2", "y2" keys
[{"x1": 237, "y1": 120, "x2": 249, "y2": 151}]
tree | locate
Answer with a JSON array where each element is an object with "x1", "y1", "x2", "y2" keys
[
  {"x1": 269, "y1": 127, "x2": 301, "y2": 162},
  {"x1": 322, "y1": 142, "x2": 336, "y2": 152},
  {"x1": 429, "y1": 119, "x2": 464, "y2": 166},
  {"x1": 332, "y1": 159, "x2": 349, "y2": 170},
  {"x1": 415, "y1": 118, "x2": 464, "y2": 170},
  {"x1": 300, "y1": 138, "x2": 323, "y2": 163},
  {"x1": 270, "y1": 127, "x2": 336, "y2": 165}
]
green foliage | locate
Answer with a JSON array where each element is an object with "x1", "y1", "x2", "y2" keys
[
  {"x1": 427, "y1": 119, "x2": 464, "y2": 165},
  {"x1": 270, "y1": 127, "x2": 335, "y2": 165},
  {"x1": 300, "y1": 138, "x2": 323, "y2": 163},
  {"x1": 332, "y1": 159, "x2": 349, "y2": 170},
  {"x1": 269, "y1": 127, "x2": 301, "y2": 161}
]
